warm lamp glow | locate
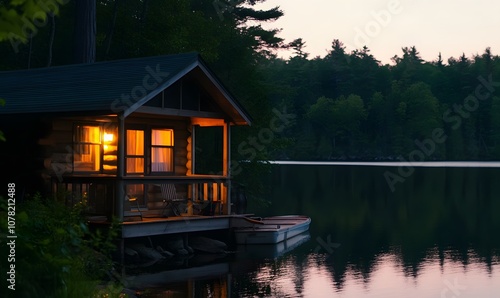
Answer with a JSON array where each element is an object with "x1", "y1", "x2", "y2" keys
[{"x1": 104, "y1": 133, "x2": 114, "y2": 142}]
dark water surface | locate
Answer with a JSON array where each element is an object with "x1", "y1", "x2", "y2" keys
[{"x1": 133, "y1": 163, "x2": 500, "y2": 297}]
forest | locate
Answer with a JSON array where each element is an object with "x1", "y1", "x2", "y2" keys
[{"x1": 1, "y1": 0, "x2": 500, "y2": 161}]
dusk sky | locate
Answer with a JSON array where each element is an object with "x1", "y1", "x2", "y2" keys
[{"x1": 255, "y1": 0, "x2": 500, "y2": 64}]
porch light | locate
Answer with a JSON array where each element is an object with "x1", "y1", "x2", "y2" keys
[{"x1": 104, "y1": 132, "x2": 114, "y2": 143}]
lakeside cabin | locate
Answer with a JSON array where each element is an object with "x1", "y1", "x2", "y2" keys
[{"x1": 0, "y1": 52, "x2": 252, "y2": 237}]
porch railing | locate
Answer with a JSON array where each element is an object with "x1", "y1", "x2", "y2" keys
[{"x1": 52, "y1": 175, "x2": 231, "y2": 220}]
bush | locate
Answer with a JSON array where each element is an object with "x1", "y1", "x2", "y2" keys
[{"x1": 0, "y1": 194, "x2": 123, "y2": 297}]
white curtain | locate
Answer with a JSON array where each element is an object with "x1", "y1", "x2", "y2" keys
[
  {"x1": 126, "y1": 130, "x2": 144, "y2": 173},
  {"x1": 152, "y1": 129, "x2": 173, "y2": 172}
]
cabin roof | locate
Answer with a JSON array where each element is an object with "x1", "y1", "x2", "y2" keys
[{"x1": 0, "y1": 52, "x2": 251, "y2": 125}]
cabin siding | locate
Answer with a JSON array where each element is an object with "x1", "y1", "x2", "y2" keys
[
  {"x1": 9, "y1": 113, "x2": 229, "y2": 218},
  {"x1": 40, "y1": 118, "x2": 73, "y2": 183},
  {"x1": 39, "y1": 116, "x2": 193, "y2": 179},
  {"x1": 40, "y1": 118, "x2": 119, "y2": 178},
  {"x1": 186, "y1": 126, "x2": 194, "y2": 175},
  {"x1": 174, "y1": 134, "x2": 189, "y2": 176},
  {"x1": 123, "y1": 116, "x2": 191, "y2": 215},
  {"x1": 127, "y1": 115, "x2": 191, "y2": 176},
  {"x1": 42, "y1": 115, "x2": 194, "y2": 217}
]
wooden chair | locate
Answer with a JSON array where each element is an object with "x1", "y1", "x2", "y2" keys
[
  {"x1": 160, "y1": 184, "x2": 185, "y2": 216},
  {"x1": 160, "y1": 184, "x2": 223, "y2": 216}
]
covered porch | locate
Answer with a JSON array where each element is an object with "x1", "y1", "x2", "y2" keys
[{"x1": 52, "y1": 174, "x2": 235, "y2": 221}]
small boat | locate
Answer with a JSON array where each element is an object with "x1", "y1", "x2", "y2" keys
[{"x1": 233, "y1": 215, "x2": 311, "y2": 244}]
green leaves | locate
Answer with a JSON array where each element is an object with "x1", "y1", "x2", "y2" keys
[
  {"x1": 307, "y1": 95, "x2": 367, "y2": 135},
  {"x1": 0, "y1": 195, "x2": 121, "y2": 297},
  {"x1": 0, "y1": 0, "x2": 61, "y2": 44},
  {"x1": 306, "y1": 94, "x2": 367, "y2": 156}
]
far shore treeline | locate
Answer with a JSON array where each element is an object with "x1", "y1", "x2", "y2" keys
[
  {"x1": 262, "y1": 42, "x2": 500, "y2": 161},
  {"x1": 1, "y1": 1, "x2": 499, "y2": 162}
]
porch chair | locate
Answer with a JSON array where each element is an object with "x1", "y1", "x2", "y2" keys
[
  {"x1": 160, "y1": 184, "x2": 212, "y2": 216},
  {"x1": 160, "y1": 184, "x2": 186, "y2": 216}
]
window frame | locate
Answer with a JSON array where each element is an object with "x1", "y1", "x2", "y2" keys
[
  {"x1": 124, "y1": 126, "x2": 175, "y2": 176},
  {"x1": 125, "y1": 127, "x2": 146, "y2": 175},
  {"x1": 73, "y1": 123, "x2": 103, "y2": 174},
  {"x1": 150, "y1": 127, "x2": 175, "y2": 175}
]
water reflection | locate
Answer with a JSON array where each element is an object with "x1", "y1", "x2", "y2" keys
[
  {"x1": 134, "y1": 246, "x2": 499, "y2": 297},
  {"x1": 229, "y1": 242, "x2": 500, "y2": 297},
  {"x1": 132, "y1": 164, "x2": 500, "y2": 297}
]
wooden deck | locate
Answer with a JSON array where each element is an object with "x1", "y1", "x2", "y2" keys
[{"x1": 89, "y1": 214, "x2": 252, "y2": 238}]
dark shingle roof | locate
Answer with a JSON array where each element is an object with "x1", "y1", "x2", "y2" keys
[{"x1": 0, "y1": 52, "x2": 251, "y2": 124}]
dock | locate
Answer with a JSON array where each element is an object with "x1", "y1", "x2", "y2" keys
[{"x1": 89, "y1": 214, "x2": 253, "y2": 239}]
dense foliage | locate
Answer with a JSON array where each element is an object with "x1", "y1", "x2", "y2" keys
[
  {"x1": 1, "y1": 1, "x2": 499, "y2": 163},
  {"x1": 262, "y1": 42, "x2": 500, "y2": 160},
  {"x1": 0, "y1": 194, "x2": 121, "y2": 297}
]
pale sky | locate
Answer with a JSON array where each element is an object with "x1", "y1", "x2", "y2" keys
[{"x1": 255, "y1": 0, "x2": 500, "y2": 64}]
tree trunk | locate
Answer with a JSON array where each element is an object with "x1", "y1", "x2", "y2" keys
[
  {"x1": 74, "y1": 0, "x2": 96, "y2": 64},
  {"x1": 103, "y1": 0, "x2": 120, "y2": 58},
  {"x1": 47, "y1": 13, "x2": 55, "y2": 67},
  {"x1": 137, "y1": 0, "x2": 149, "y2": 55},
  {"x1": 140, "y1": 0, "x2": 149, "y2": 24}
]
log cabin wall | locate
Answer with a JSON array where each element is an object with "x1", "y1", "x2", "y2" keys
[
  {"x1": 39, "y1": 117, "x2": 118, "y2": 215},
  {"x1": 39, "y1": 116, "x2": 191, "y2": 178},
  {"x1": 5, "y1": 111, "x2": 225, "y2": 217},
  {"x1": 125, "y1": 115, "x2": 190, "y2": 176},
  {"x1": 120, "y1": 115, "x2": 192, "y2": 215},
  {"x1": 42, "y1": 118, "x2": 73, "y2": 180},
  {"x1": 186, "y1": 126, "x2": 193, "y2": 175},
  {"x1": 40, "y1": 117, "x2": 119, "y2": 178}
]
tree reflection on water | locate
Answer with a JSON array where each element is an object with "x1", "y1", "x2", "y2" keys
[{"x1": 135, "y1": 164, "x2": 500, "y2": 297}]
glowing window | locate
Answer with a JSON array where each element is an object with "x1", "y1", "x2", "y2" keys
[
  {"x1": 126, "y1": 130, "x2": 145, "y2": 174},
  {"x1": 74, "y1": 125, "x2": 101, "y2": 172},
  {"x1": 151, "y1": 129, "x2": 174, "y2": 173}
]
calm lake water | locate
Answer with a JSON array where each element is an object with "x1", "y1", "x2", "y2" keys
[{"x1": 132, "y1": 162, "x2": 500, "y2": 297}]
